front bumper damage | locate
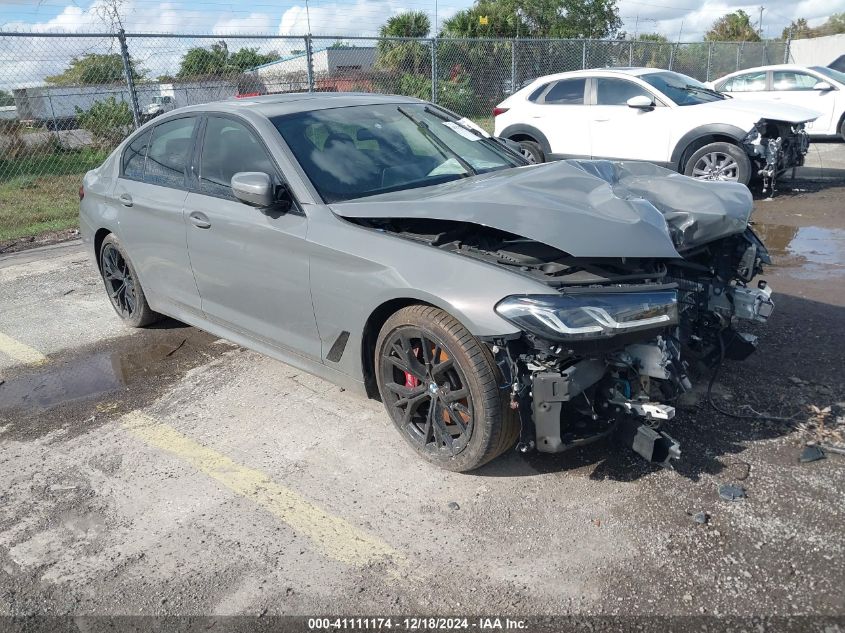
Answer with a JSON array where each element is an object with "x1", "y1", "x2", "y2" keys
[
  {"x1": 487, "y1": 249, "x2": 775, "y2": 468},
  {"x1": 743, "y1": 119, "x2": 810, "y2": 195},
  {"x1": 491, "y1": 336, "x2": 685, "y2": 468}
]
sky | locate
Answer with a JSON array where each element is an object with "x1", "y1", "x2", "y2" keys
[{"x1": 0, "y1": 0, "x2": 840, "y2": 41}]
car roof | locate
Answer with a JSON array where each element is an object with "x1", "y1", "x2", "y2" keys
[
  {"x1": 714, "y1": 64, "x2": 829, "y2": 81},
  {"x1": 524, "y1": 67, "x2": 676, "y2": 85},
  {"x1": 174, "y1": 92, "x2": 425, "y2": 118}
]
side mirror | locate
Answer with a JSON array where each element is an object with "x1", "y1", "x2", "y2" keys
[
  {"x1": 231, "y1": 172, "x2": 275, "y2": 207},
  {"x1": 813, "y1": 81, "x2": 833, "y2": 91},
  {"x1": 627, "y1": 95, "x2": 654, "y2": 109}
]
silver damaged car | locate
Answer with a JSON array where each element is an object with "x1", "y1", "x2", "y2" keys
[{"x1": 80, "y1": 93, "x2": 774, "y2": 472}]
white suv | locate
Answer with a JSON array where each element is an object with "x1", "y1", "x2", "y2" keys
[
  {"x1": 493, "y1": 68, "x2": 818, "y2": 186},
  {"x1": 708, "y1": 65, "x2": 845, "y2": 140}
]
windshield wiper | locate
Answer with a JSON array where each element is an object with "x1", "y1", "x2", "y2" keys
[
  {"x1": 396, "y1": 106, "x2": 477, "y2": 177},
  {"x1": 682, "y1": 84, "x2": 728, "y2": 99}
]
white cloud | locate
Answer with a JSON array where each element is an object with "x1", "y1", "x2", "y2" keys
[
  {"x1": 278, "y1": 0, "x2": 441, "y2": 37},
  {"x1": 212, "y1": 12, "x2": 276, "y2": 35},
  {"x1": 619, "y1": 0, "x2": 842, "y2": 40}
]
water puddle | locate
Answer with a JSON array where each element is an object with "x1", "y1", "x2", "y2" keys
[
  {"x1": 0, "y1": 327, "x2": 218, "y2": 414},
  {"x1": 752, "y1": 224, "x2": 845, "y2": 279}
]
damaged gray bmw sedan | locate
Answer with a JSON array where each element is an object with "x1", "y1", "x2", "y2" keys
[{"x1": 80, "y1": 93, "x2": 774, "y2": 472}]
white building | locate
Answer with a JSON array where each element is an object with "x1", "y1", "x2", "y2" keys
[{"x1": 252, "y1": 47, "x2": 377, "y2": 91}]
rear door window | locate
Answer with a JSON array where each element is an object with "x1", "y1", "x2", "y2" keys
[
  {"x1": 720, "y1": 71, "x2": 767, "y2": 92},
  {"x1": 122, "y1": 130, "x2": 150, "y2": 180},
  {"x1": 143, "y1": 117, "x2": 197, "y2": 188},
  {"x1": 199, "y1": 116, "x2": 278, "y2": 200},
  {"x1": 542, "y1": 78, "x2": 587, "y2": 104}
]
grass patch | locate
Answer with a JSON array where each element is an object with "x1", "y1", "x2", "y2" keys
[
  {"x1": 470, "y1": 116, "x2": 495, "y2": 135},
  {"x1": 0, "y1": 149, "x2": 107, "y2": 241},
  {"x1": 0, "y1": 148, "x2": 107, "y2": 183}
]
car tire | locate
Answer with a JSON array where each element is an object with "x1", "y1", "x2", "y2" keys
[
  {"x1": 683, "y1": 142, "x2": 752, "y2": 185},
  {"x1": 375, "y1": 305, "x2": 518, "y2": 472},
  {"x1": 839, "y1": 117, "x2": 845, "y2": 142},
  {"x1": 99, "y1": 234, "x2": 161, "y2": 328},
  {"x1": 517, "y1": 140, "x2": 545, "y2": 164}
]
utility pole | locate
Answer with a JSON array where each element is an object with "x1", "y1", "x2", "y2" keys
[
  {"x1": 305, "y1": 0, "x2": 312, "y2": 36},
  {"x1": 758, "y1": 6, "x2": 765, "y2": 38}
]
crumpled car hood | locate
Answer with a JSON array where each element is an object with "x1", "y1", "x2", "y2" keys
[
  {"x1": 698, "y1": 98, "x2": 820, "y2": 124},
  {"x1": 330, "y1": 160, "x2": 753, "y2": 259}
]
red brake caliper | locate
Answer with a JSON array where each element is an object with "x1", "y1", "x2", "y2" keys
[{"x1": 404, "y1": 346, "x2": 421, "y2": 388}]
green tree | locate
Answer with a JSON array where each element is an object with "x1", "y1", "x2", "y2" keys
[
  {"x1": 45, "y1": 53, "x2": 145, "y2": 85},
  {"x1": 629, "y1": 33, "x2": 672, "y2": 69},
  {"x1": 440, "y1": 0, "x2": 621, "y2": 39},
  {"x1": 637, "y1": 33, "x2": 668, "y2": 42},
  {"x1": 227, "y1": 47, "x2": 280, "y2": 72},
  {"x1": 781, "y1": 18, "x2": 812, "y2": 39},
  {"x1": 440, "y1": 2, "x2": 528, "y2": 37},
  {"x1": 783, "y1": 13, "x2": 845, "y2": 39},
  {"x1": 76, "y1": 96, "x2": 134, "y2": 148},
  {"x1": 177, "y1": 42, "x2": 229, "y2": 78},
  {"x1": 376, "y1": 11, "x2": 432, "y2": 75},
  {"x1": 705, "y1": 10, "x2": 761, "y2": 42},
  {"x1": 177, "y1": 43, "x2": 279, "y2": 79},
  {"x1": 0, "y1": 90, "x2": 14, "y2": 107}
]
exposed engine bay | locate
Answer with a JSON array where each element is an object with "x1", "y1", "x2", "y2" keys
[
  {"x1": 351, "y1": 216, "x2": 773, "y2": 467},
  {"x1": 743, "y1": 118, "x2": 810, "y2": 195}
]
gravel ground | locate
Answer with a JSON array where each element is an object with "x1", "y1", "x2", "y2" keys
[{"x1": 0, "y1": 145, "x2": 843, "y2": 627}]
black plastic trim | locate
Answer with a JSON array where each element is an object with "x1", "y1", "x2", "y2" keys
[
  {"x1": 326, "y1": 330, "x2": 350, "y2": 362},
  {"x1": 669, "y1": 123, "x2": 748, "y2": 170}
]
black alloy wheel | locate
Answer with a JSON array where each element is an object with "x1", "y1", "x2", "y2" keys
[
  {"x1": 375, "y1": 305, "x2": 519, "y2": 471},
  {"x1": 98, "y1": 234, "x2": 160, "y2": 328}
]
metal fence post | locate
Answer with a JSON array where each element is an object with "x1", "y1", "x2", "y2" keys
[
  {"x1": 431, "y1": 38, "x2": 438, "y2": 103},
  {"x1": 582, "y1": 41, "x2": 587, "y2": 69},
  {"x1": 736, "y1": 42, "x2": 742, "y2": 71},
  {"x1": 511, "y1": 39, "x2": 517, "y2": 94},
  {"x1": 629, "y1": 41, "x2": 634, "y2": 66},
  {"x1": 784, "y1": 31, "x2": 792, "y2": 63},
  {"x1": 117, "y1": 29, "x2": 141, "y2": 129},
  {"x1": 706, "y1": 41, "x2": 713, "y2": 82},
  {"x1": 668, "y1": 44, "x2": 675, "y2": 70},
  {"x1": 46, "y1": 94, "x2": 61, "y2": 144},
  {"x1": 305, "y1": 35, "x2": 314, "y2": 92}
]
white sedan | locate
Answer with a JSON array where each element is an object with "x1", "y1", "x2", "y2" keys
[
  {"x1": 709, "y1": 65, "x2": 845, "y2": 140},
  {"x1": 493, "y1": 68, "x2": 819, "y2": 186}
]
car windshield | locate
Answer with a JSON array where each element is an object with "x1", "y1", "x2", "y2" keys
[
  {"x1": 640, "y1": 71, "x2": 728, "y2": 106},
  {"x1": 812, "y1": 65, "x2": 845, "y2": 84},
  {"x1": 271, "y1": 103, "x2": 522, "y2": 203}
]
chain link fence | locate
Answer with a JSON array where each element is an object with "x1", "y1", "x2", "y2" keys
[{"x1": 0, "y1": 31, "x2": 788, "y2": 240}]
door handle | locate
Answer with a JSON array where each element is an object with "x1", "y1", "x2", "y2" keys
[
  {"x1": 593, "y1": 118, "x2": 609, "y2": 122},
  {"x1": 189, "y1": 211, "x2": 211, "y2": 229},
  {"x1": 118, "y1": 193, "x2": 133, "y2": 207}
]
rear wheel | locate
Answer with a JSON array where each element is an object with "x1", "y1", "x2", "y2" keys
[
  {"x1": 99, "y1": 234, "x2": 161, "y2": 328},
  {"x1": 683, "y1": 142, "x2": 751, "y2": 185},
  {"x1": 839, "y1": 116, "x2": 845, "y2": 142},
  {"x1": 516, "y1": 140, "x2": 545, "y2": 164},
  {"x1": 375, "y1": 305, "x2": 518, "y2": 472}
]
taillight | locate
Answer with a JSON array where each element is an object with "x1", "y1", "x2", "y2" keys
[
  {"x1": 78, "y1": 185, "x2": 84, "y2": 201},
  {"x1": 493, "y1": 107, "x2": 509, "y2": 117}
]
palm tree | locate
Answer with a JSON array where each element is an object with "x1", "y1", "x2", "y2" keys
[{"x1": 377, "y1": 11, "x2": 432, "y2": 75}]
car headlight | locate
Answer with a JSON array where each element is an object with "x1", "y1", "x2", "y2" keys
[{"x1": 495, "y1": 291, "x2": 678, "y2": 341}]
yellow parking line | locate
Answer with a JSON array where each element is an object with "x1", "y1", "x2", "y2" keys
[
  {"x1": 122, "y1": 412, "x2": 402, "y2": 567},
  {"x1": 0, "y1": 331, "x2": 47, "y2": 366}
]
